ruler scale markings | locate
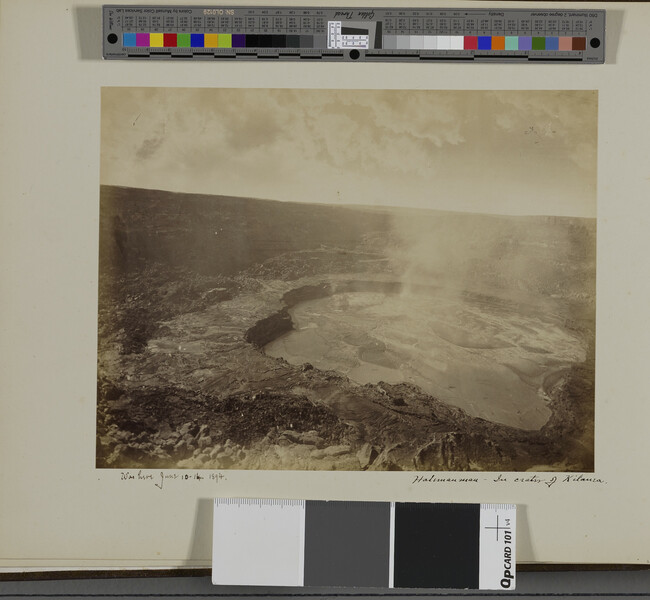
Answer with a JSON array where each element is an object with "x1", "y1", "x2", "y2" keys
[{"x1": 104, "y1": 6, "x2": 605, "y2": 63}]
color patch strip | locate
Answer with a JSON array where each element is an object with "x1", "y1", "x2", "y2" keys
[
  {"x1": 213, "y1": 500, "x2": 516, "y2": 590},
  {"x1": 120, "y1": 33, "x2": 592, "y2": 51},
  {"x1": 378, "y1": 35, "x2": 586, "y2": 52}
]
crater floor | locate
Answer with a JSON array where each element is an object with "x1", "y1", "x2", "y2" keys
[{"x1": 265, "y1": 290, "x2": 585, "y2": 430}]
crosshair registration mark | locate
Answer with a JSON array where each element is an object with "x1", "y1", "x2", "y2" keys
[{"x1": 484, "y1": 515, "x2": 511, "y2": 541}]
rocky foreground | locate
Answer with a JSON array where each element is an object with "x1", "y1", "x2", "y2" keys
[{"x1": 97, "y1": 277, "x2": 594, "y2": 472}]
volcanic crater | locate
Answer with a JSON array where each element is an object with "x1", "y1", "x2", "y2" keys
[{"x1": 96, "y1": 186, "x2": 596, "y2": 471}]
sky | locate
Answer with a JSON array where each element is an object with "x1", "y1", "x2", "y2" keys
[{"x1": 101, "y1": 88, "x2": 597, "y2": 217}]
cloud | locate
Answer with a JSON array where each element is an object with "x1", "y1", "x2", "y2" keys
[
  {"x1": 293, "y1": 90, "x2": 467, "y2": 179},
  {"x1": 100, "y1": 88, "x2": 597, "y2": 217},
  {"x1": 135, "y1": 136, "x2": 164, "y2": 161},
  {"x1": 490, "y1": 90, "x2": 597, "y2": 174}
]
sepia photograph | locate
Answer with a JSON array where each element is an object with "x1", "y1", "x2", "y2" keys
[{"x1": 97, "y1": 88, "x2": 596, "y2": 472}]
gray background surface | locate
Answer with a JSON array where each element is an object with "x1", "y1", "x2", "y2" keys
[{"x1": 1, "y1": 570, "x2": 649, "y2": 597}]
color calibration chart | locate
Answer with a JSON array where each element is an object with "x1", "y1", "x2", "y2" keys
[
  {"x1": 212, "y1": 499, "x2": 517, "y2": 590},
  {"x1": 103, "y1": 6, "x2": 605, "y2": 63}
]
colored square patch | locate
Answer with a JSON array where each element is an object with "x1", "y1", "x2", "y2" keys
[
  {"x1": 518, "y1": 36, "x2": 532, "y2": 50},
  {"x1": 123, "y1": 32, "x2": 136, "y2": 47},
  {"x1": 491, "y1": 36, "x2": 505, "y2": 50},
  {"x1": 149, "y1": 33, "x2": 163, "y2": 47},
  {"x1": 545, "y1": 37, "x2": 559, "y2": 50},
  {"x1": 478, "y1": 36, "x2": 492, "y2": 50},
  {"x1": 218, "y1": 34, "x2": 232, "y2": 48},
  {"x1": 204, "y1": 33, "x2": 219, "y2": 47},
  {"x1": 135, "y1": 32, "x2": 149, "y2": 47},
  {"x1": 464, "y1": 36, "x2": 478, "y2": 50},
  {"x1": 232, "y1": 34, "x2": 246, "y2": 48},
  {"x1": 573, "y1": 37, "x2": 586, "y2": 50},
  {"x1": 505, "y1": 36, "x2": 518, "y2": 50}
]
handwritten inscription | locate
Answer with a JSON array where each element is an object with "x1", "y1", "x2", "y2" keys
[
  {"x1": 413, "y1": 473, "x2": 607, "y2": 487},
  {"x1": 413, "y1": 474, "x2": 480, "y2": 484},
  {"x1": 493, "y1": 473, "x2": 607, "y2": 487},
  {"x1": 116, "y1": 470, "x2": 606, "y2": 491},
  {"x1": 119, "y1": 470, "x2": 226, "y2": 491},
  {"x1": 357, "y1": 11, "x2": 375, "y2": 20}
]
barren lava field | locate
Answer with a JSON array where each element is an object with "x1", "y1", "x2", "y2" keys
[{"x1": 97, "y1": 185, "x2": 596, "y2": 471}]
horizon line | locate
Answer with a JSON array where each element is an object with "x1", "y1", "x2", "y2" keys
[{"x1": 99, "y1": 183, "x2": 597, "y2": 220}]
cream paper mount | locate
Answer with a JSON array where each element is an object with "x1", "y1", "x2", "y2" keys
[{"x1": 0, "y1": 0, "x2": 648, "y2": 572}]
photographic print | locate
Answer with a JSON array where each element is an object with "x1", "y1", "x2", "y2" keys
[{"x1": 97, "y1": 88, "x2": 596, "y2": 472}]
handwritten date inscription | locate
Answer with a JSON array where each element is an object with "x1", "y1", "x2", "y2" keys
[{"x1": 120, "y1": 470, "x2": 226, "y2": 490}]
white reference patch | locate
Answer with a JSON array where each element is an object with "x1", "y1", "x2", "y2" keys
[
  {"x1": 479, "y1": 503, "x2": 517, "y2": 590},
  {"x1": 212, "y1": 498, "x2": 306, "y2": 586}
]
